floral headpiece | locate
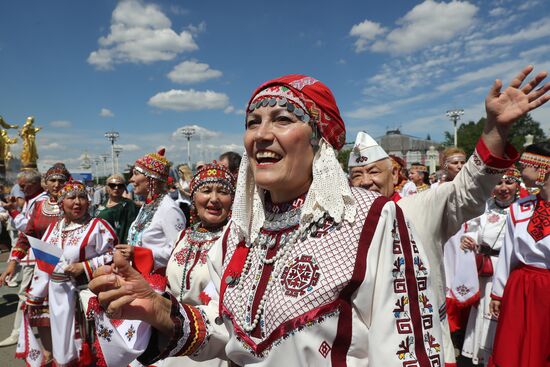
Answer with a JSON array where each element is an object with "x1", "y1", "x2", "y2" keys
[
  {"x1": 59, "y1": 179, "x2": 87, "y2": 202},
  {"x1": 519, "y1": 151, "x2": 550, "y2": 185},
  {"x1": 246, "y1": 75, "x2": 346, "y2": 150},
  {"x1": 190, "y1": 161, "x2": 235, "y2": 198},
  {"x1": 502, "y1": 167, "x2": 521, "y2": 183},
  {"x1": 134, "y1": 148, "x2": 170, "y2": 182},
  {"x1": 45, "y1": 163, "x2": 70, "y2": 182}
]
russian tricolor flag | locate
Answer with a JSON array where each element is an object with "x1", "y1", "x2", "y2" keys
[{"x1": 25, "y1": 235, "x2": 63, "y2": 275}]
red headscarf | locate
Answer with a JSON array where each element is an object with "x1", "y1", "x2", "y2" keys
[{"x1": 247, "y1": 75, "x2": 346, "y2": 150}]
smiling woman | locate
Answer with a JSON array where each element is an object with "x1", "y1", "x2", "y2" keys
[
  {"x1": 89, "y1": 67, "x2": 550, "y2": 367},
  {"x1": 18, "y1": 179, "x2": 117, "y2": 366}
]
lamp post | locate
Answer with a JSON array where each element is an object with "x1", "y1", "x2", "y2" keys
[
  {"x1": 93, "y1": 157, "x2": 101, "y2": 184},
  {"x1": 180, "y1": 127, "x2": 196, "y2": 165},
  {"x1": 100, "y1": 154, "x2": 109, "y2": 178},
  {"x1": 446, "y1": 109, "x2": 464, "y2": 147},
  {"x1": 104, "y1": 131, "x2": 120, "y2": 175},
  {"x1": 113, "y1": 146, "x2": 123, "y2": 173}
]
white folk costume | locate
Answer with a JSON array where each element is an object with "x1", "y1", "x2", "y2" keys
[
  {"x1": 457, "y1": 198, "x2": 510, "y2": 365},
  {"x1": 17, "y1": 180, "x2": 117, "y2": 367},
  {"x1": 128, "y1": 149, "x2": 186, "y2": 271},
  {"x1": 349, "y1": 132, "x2": 518, "y2": 366},
  {"x1": 487, "y1": 194, "x2": 550, "y2": 367},
  {"x1": 89, "y1": 150, "x2": 186, "y2": 367},
  {"x1": 106, "y1": 75, "x2": 446, "y2": 367},
  {"x1": 162, "y1": 162, "x2": 235, "y2": 367},
  {"x1": 17, "y1": 216, "x2": 116, "y2": 367},
  {"x1": 127, "y1": 194, "x2": 185, "y2": 270}
]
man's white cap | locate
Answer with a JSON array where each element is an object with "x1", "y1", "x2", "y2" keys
[{"x1": 348, "y1": 131, "x2": 389, "y2": 168}]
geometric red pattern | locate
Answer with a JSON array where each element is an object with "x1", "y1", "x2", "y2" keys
[
  {"x1": 318, "y1": 340, "x2": 331, "y2": 358},
  {"x1": 527, "y1": 200, "x2": 550, "y2": 241}
]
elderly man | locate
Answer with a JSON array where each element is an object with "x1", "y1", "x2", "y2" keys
[
  {"x1": 348, "y1": 128, "x2": 518, "y2": 365},
  {"x1": 0, "y1": 170, "x2": 47, "y2": 346}
]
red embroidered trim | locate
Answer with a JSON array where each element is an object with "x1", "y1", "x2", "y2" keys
[
  {"x1": 475, "y1": 139, "x2": 518, "y2": 168},
  {"x1": 527, "y1": 198, "x2": 550, "y2": 241},
  {"x1": 395, "y1": 205, "x2": 432, "y2": 367}
]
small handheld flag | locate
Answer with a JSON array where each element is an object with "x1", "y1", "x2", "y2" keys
[{"x1": 25, "y1": 235, "x2": 63, "y2": 275}]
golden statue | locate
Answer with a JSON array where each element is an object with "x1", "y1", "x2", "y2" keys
[
  {"x1": 0, "y1": 116, "x2": 19, "y2": 131},
  {"x1": 0, "y1": 130, "x2": 17, "y2": 168},
  {"x1": 20, "y1": 116, "x2": 41, "y2": 168}
]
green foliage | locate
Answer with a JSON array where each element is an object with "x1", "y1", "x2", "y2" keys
[
  {"x1": 338, "y1": 149, "x2": 351, "y2": 172},
  {"x1": 443, "y1": 113, "x2": 546, "y2": 156}
]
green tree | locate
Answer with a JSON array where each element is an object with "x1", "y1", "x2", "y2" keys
[
  {"x1": 508, "y1": 113, "x2": 546, "y2": 150},
  {"x1": 443, "y1": 119, "x2": 485, "y2": 156},
  {"x1": 443, "y1": 113, "x2": 546, "y2": 156},
  {"x1": 338, "y1": 148, "x2": 351, "y2": 172}
]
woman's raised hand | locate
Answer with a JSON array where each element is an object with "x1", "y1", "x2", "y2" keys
[{"x1": 485, "y1": 65, "x2": 550, "y2": 127}]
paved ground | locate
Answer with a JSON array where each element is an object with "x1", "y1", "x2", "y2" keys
[{"x1": 0, "y1": 252, "x2": 25, "y2": 366}]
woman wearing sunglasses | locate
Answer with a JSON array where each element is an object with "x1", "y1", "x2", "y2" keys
[{"x1": 96, "y1": 174, "x2": 138, "y2": 244}]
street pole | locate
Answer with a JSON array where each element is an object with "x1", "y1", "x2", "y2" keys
[
  {"x1": 113, "y1": 146, "x2": 123, "y2": 173},
  {"x1": 446, "y1": 109, "x2": 464, "y2": 147},
  {"x1": 101, "y1": 154, "x2": 109, "y2": 177},
  {"x1": 104, "y1": 131, "x2": 120, "y2": 175},
  {"x1": 180, "y1": 127, "x2": 196, "y2": 166}
]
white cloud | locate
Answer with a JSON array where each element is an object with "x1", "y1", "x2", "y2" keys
[
  {"x1": 148, "y1": 89, "x2": 229, "y2": 111},
  {"x1": 50, "y1": 120, "x2": 72, "y2": 128},
  {"x1": 224, "y1": 106, "x2": 235, "y2": 114},
  {"x1": 349, "y1": 20, "x2": 387, "y2": 52},
  {"x1": 471, "y1": 17, "x2": 550, "y2": 47},
  {"x1": 489, "y1": 7, "x2": 507, "y2": 17},
  {"x1": 100, "y1": 108, "x2": 114, "y2": 117},
  {"x1": 88, "y1": 0, "x2": 198, "y2": 70},
  {"x1": 436, "y1": 59, "x2": 525, "y2": 92},
  {"x1": 116, "y1": 144, "x2": 140, "y2": 152},
  {"x1": 352, "y1": 0, "x2": 478, "y2": 54},
  {"x1": 42, "y1": 142, "x2": 63, "y2": 150},
  {"x1": 518, "y1": 0, "x2": 541, "y2": 11},
  {"x1": 167, "y1": 60, "x2": 222, "y2": 84},
  {"x1": 172, "y1": 125, "x2": 220, "y2": 139}
]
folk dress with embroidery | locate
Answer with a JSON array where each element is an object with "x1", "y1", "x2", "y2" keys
[
  {"x1": 460, "y1": 198, "x2": 509, "y2": 365},
  {"x1": 127, "y1": 194, "x2": 186, "y2": 270},
  {"x1": 140, "y1": 188, "x2": 444, "y2": 367},
  {"x1": 163, "y1": 224, "x2": 227, "y2": 367},
  {"x1": 487, "y1": 195, "x2": 550, "y2": 367},
  {"x1": 17, "y1": 217, "x2": 117, "y2": 367}
]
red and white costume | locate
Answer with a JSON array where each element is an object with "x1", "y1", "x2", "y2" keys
[
  {"x1": 457, "y1": 199, "x2": 509, "y2": 365},
  {"x1": 488, "y1": 195, "x2": 550, "y2": 367},
  {"x1": 17, "y1": 217, "x2": 116, "y2": 367},
  {"x1": 162, "y1": 225, "x2": 227, "y2": 367}
]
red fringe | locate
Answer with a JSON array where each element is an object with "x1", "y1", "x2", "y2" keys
[
  {"x1": 446, "y1": 294, "x2": 479, "y2": 333},
  {"x1": 79, "y1": 341, "x2": 93, "y2": 366}
]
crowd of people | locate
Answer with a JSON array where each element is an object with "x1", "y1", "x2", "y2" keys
[{"x1": 0, "y1": 65, "x2": 547, "y2": 367}]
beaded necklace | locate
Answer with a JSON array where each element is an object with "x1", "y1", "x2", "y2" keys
[
  {"x1": 42, "y1": 198, "x2": 62, "y2": 217},
  {"x1": 127, "y1": 194, "x2": 165, "y2": 246},
  {"x1": 176, "y1": 223, "x2": 224, "y2": 301},
  {"x1": 232, "y1": 194, "x2": 328, "y2": 333}
]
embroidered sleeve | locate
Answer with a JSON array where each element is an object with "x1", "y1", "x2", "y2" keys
[
  {"x1": 491, "y1": 213, "x2": 517, "y2": 300},
  {"x1": 9, "y1": 204, "x2": 42, "y2": 262},
  {"x1": 138, "y1": 293, "x2": 194, "y2": 365},
  {"x1": 83, "y1": 220, "x2": 117, "y2": 281}
]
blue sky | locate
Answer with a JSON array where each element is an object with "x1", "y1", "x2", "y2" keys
[{"x1": 1, "y1": 0, "x2": 549, "y2": 173}]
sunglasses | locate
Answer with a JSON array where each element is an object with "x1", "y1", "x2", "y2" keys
[{"x1": 108, "y1": 183, "x2": 125, "y2": 189}]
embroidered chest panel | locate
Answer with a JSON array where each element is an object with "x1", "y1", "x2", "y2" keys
[{"x1": 223, "y1": 190, "x2": 377, "y2": 341}]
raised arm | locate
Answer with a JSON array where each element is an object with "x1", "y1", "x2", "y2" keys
[{"x1": 482, "y1": 65, "x2": 550, "y2": 157}]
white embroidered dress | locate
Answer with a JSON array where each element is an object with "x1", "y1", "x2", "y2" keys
[
  {"x1": 21, "y1": 217, "x2": 116, "y2": 367},
  {"x1": 460, "y1": 199, "x2": 509, "y2": 365}
]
